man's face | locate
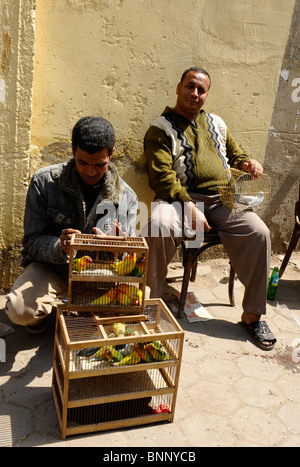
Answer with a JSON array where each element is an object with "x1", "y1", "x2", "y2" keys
[
  {"x1": 74, "y1": 146, "x2": 113, "y2": 186},
  {"x1": 175, "y1": 71, "x2": 210, "y2": 120}
]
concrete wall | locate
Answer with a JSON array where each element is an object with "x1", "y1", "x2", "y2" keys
[
  {"x1": 262, "y1": 1, "x2": 300, "y2": 248},
  {"x1": 0, "y1": 0, "x2": 36, "y2": 290},
  {"x1": 0, "y1": 0, "x2": 299, "y2": 291}
]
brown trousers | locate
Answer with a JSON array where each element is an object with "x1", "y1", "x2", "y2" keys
[
  {"x1": 5, "y1": 263, "x2": 68, "y2": 326},
  {"x1": 5, "y1": 262, "x2": 151, "y2": 327},
  {"x1": 142, "y1": 194, "x2": 271, "y2": 315}
]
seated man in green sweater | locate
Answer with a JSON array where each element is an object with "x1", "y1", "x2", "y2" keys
[{"x1": 143, "y1": 66, "x2": 276, "y2": 351}]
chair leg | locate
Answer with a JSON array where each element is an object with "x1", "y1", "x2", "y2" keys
[
  {"x1": 190, "y1": 260, "x2": 198, "y2": 282},
  {"x1": 178, "y1": 243, "x2": 236, "y2": 318},
  {"x1": 228, "y1": 264, "x2": 235, "y2": 307},
  {"x1": 177, "y1": 250, "x2": 194, "y2": 319},
  {"x1": 279, "y1": 226, "x2": 300, "y2": 278}
]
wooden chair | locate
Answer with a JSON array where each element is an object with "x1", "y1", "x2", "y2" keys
[
  {"x1": 177, "y1": 231, "x2": 235, "y2": 319},
  {"x1": 279, "y1": 182, "x2": 300, "y2": 278}
]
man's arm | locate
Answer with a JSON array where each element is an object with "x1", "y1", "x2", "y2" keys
[
  {"x1": 22, "y1": 176, "x2": 70, "y2": 264},
  {"x1": 144, "y1": 126, "x2": 192, "y2": 203}
]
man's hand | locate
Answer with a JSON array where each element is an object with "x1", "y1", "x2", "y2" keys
[
  {"x1": 242, "y1": 159, "x2": 263, "y2": 179},
  {"x1": 60, "y1": 228, "x2": 81, "y2": 253},
  {"x1": 186, "y1": 201, "x2": 211, "y2": 233}
]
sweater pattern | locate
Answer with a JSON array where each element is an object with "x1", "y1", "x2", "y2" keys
[{"x1": 151, "y1": 110, "x2": 230, "y2": 192}]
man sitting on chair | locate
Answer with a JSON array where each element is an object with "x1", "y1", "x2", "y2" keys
[{"x1": 142, "y1": 67, "x2": 276, "y2": 351}]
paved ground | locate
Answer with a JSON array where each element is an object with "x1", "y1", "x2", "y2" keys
[{"x1": 0, "y1": 253, "x2": 299, "y2": 447}]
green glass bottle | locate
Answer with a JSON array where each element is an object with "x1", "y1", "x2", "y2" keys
[{"x1": 267, "y1": 267, "x2": 279, "y2": 300}]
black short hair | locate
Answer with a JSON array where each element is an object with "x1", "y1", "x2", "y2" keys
[
  {"x1": 72, "y1": 116, "x2": 115, "y2": 155},
  {"x1": 180, "y1": 67, "x2": 211, "y2": 89}
]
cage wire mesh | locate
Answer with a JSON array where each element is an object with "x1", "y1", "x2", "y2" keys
[
  {"x1": 65, "y1": 393, "x2": 174, "y2": 426},
  {"x1": 218, "y1": 168, "x2": 271, "y2": 210},
  {"x1": 56, "y1": 304, "x2": 180, "y2": 375},
  {"x1": 52, "y1": 300, "x2": 182, "y2": 435},
  {"x1": 68, "y1": 234, "x2": 148, "y2": 311},
  {"x1": 70, "y1": 236, "x2": 146, "y2": 278}
]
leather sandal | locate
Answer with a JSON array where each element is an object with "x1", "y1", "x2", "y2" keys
[{"x1": 241, "y1": 320, "x2": 277, "y2": 351}]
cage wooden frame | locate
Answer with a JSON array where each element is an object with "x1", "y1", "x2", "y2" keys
[
  {"x1": 218, "y1": 168, "x2": 271, "y2": 210},
  {"x1": 67, "y1": 234, "x2": 149, "y2": 314},
  {"x1": 52, "y1": 300, "x2": 184, "y2": 439}
]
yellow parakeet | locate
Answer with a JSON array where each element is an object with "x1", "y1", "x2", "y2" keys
[
  {"x1": 112, "y1": 253, "x2": 137, "y2": 276},
  {"x1": 116, "y1": 349, "x2": 141, "y2": 366},
  {"x1": 93, "y1": 288, "x2": 117, "y2": 305},
  {"x1": 135, "y1": 343, "x2": 154, "y2": 363},
  {"x1": 130, "y1": 255, "x2": 146, "y2": 277},
  {"x1": 72, "y1": 255, "x2": 92, "y2": 273},
  {"x1": 146, "y1": 343, "x2": 170, "y2": 361},
  {"x1": 92, "y1": 346, "x2": 113, "y2": 360},
  {"x1": 104, "y1": 348, "x2": 124, "y2": 363},
  {"x1": 117, "y1": 284, "x2": 143, "y2": 306},
  {"x1": 116, "y1": 289, "x2": 132, "y2": 306}
]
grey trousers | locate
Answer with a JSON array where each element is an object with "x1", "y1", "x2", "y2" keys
[
  {"x1": 5, "y1": 263, "x2": 68, "y2": 326},
  {"x1": 142, "y1": 194, "x2": 271, "y2": 315}
]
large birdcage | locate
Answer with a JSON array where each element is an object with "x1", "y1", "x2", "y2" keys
[{"x1": 52, "y1": 300, "x2": 184, "y2": 439}]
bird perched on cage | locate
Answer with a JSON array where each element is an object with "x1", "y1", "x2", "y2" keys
[
  {"x1": 116, "y1": 289, "x2": 132, "y2": 306},
  {"x1": 117, "y1": 283, "x2": 143, "y2": 306},
  {"x1": 92, "y1": 288, "x2": 117, "y2": 305},
  {"x1": 104, "y1": 348, "x2": 124, "y2": 363},
  {"x1": 146, "y1": 343, "x2": 170, "y2": 361},
  {"x1": 135, "y1": 343, "x2": 154, "y2": 363},
  {"x1": 72, "y1": 255, "x2": 92, "y2": 273},
  {"x1": 92, "y1": 346, "x2": 114, "y2": 361},
  {"x1": 130, "y1": 255, "x2": 145, "y2": 277},
  {"x1": 116, "y1": 349, "x2": 141, "y2": 366},
  {"x1": 112, "y1": 252, "x2": 137, "y2": 276}
]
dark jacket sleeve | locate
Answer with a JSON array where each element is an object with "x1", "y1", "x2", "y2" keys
[{"x1": 22, "y1": 174, "x2": 68, "y2": 265}]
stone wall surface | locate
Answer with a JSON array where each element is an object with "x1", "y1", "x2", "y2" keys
[
  {"x1": 0, "y1": 0, "x2": 299, "y2": 291},
  {"x1": 0, "y1": 0, "x2": 36, "y2": 290}
]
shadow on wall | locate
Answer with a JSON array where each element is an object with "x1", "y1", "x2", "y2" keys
[{"x1": 262, "y1": 0, "x2": 300, "y2": 252}]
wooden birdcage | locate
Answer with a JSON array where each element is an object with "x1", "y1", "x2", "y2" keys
[
  {"x1": 52, "y1": 233, "x2": 184, "y2": 439},
  {"x1": 67, "y1": 234, "x2": 149, "y2": 314},
  {"x1": 52, "y1": 300, "x2": 184, "y2": 439},
  {"x1": 218, "y1": 168, "x2": 271, "y2": 210}
]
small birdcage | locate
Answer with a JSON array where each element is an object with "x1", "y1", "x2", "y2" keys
[
  {"x1": 218, "y1": 168, "x2": 271, "y2": 210},
  {"x1": 67, "y1": 234, "x2": 148, "y2": 314}
]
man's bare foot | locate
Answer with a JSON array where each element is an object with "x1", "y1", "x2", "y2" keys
[{"x1": 241, "y1": 312, "x2": 263, "y2": 325}]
